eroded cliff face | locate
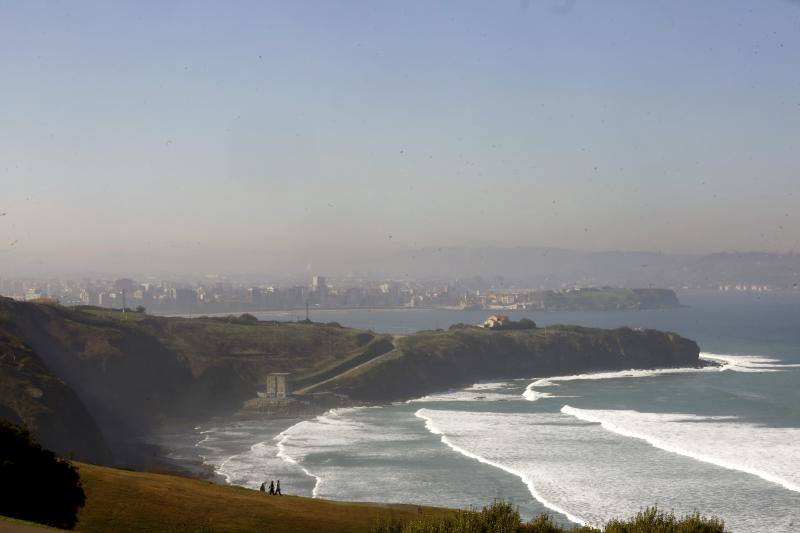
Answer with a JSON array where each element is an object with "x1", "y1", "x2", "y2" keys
[
  {"x1": 0, "y1": 329, "x2": 110, "y2": 463},
  {"x1": 0, "y1": 297, "x2": 390, "y2": 465},
  {"x1": 317, "y1": 325, "x2": 701, "y2": 402}
]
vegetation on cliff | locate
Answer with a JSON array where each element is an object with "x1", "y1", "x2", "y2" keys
[{"x1": 0, "y1": 421, "x2": 86, "y2": 529}]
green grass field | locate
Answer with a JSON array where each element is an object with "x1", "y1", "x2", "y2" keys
[{"x1": 70, "y1": 463, "x2": 449, "y2": 533}]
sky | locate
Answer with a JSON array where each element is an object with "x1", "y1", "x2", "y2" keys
[{"x1": 1, "y1": 0, "x2": 799, "y2": 275}]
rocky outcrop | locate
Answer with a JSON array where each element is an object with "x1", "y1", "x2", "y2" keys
[
  {"x1": 315, "y1": 325, "x2": 702, "y2": 402},
  {"x1": 0, "y1": 329, "x2": 110, "y2": 463}
]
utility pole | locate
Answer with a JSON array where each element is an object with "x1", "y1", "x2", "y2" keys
[{"x1": 305, "y1": 299, "x2": 309, "y2": 321}]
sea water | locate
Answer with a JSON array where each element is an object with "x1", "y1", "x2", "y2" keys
[{"x1": 188, "y1": 291, "x2": 800, "y2": 532}]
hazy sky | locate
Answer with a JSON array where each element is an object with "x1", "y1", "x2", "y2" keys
[{"x1": 1, "y1": 0, "x2": 799, "y2": 274}]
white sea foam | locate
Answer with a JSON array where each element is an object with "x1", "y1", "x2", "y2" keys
[
  {"x1": 523, "y1": 367, "x2": 718, "y2": 402},
  {"x1": 414, "y1": 407, "x2": 800, "y2": 532},
  {"x1": 273, "y1": 406, "x2": 431, "y2": 500},
  {"x1": 700, "y1": 352, "x2": 800, "y2": 372},
  {"x1": 275, "y1": 431, "x2": 322, "y2": 497},
  {"x1": 193, "y1": 419, "x2": 314, "y2": 492},
  {"x1": 414, "y1": 408, "x2": 588, "y2": 526},
  {"x1": 408, "y1": 381, "x2": 520, "y2": 403},
  {"x1": 522, "y1": 352, "x2": 799, "y2": 402},
  {"x1": 409, "y1": 390, "x2": 517, "y2": 402},
  {"x1": 561, "y1": 405, "x2": 800, "y2": 494}
]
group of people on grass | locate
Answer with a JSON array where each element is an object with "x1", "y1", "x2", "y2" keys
[{"x1": 260, "y1": 480, "x2": 282, "y2": 496}]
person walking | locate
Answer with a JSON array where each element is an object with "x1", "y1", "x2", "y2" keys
[
  {"x1": 269, "y1": 480, "x2": 275, "y2": 495},
  {"x1": 275, "y1": 480, "x2": 282, "y2": 496},
  {"x1": 259, "y1": 482, "x2": 266, "y2": 493}
]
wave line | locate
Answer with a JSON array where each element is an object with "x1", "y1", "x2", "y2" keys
[
  {"x1": 561, "y1": 405, "x2": 800, "y2": 494},
  {"x1": 414, "y1": 408, "x2": 589, "y2": 526}
]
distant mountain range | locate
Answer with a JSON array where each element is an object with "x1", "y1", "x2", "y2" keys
[
  {"x1": 359, "y1": 248, "x2": 800, "y2": 289},
  {"x1": 2, "y1": 246, "x2": 799, "y2": 289}
]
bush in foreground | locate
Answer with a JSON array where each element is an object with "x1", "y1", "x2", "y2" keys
[
  {"x1": 372, "y1": 501, "x2": 727, "y2": 533},
  {"x1": 0, "y1": 420, "x2": 86, "y2": 529}
]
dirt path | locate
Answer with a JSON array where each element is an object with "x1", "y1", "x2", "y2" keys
[{"x1": 294, "y1": 336, "x2": 403, "y2": 394}]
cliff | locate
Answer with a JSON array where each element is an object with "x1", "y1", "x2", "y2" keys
[
  {"x1": 0, "y1": 298, "x2": 390, "y2": 465},
  {"x1": 0, "y1": 329, "x2": 110, "y2": 463},
  {"x1": 310, "y1": 325, "x2": 701, "y2": 402}
]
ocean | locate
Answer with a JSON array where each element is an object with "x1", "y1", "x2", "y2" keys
[{"x1": 164, "y1": 291, "x2": 800, "y2": 532}]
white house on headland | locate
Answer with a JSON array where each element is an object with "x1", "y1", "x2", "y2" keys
[{"x1": 483, "y1": 314, "x2": 509, "y2": 329}]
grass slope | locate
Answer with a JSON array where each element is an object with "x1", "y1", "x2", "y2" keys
[
  {"x1": 0, "y1": 516, "x2": 61, "y2": 532},
  {"x1": 74, "y1": 463, "x2": 448, "y2": 533}
]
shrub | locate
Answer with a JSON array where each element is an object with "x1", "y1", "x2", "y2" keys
[
  {"x1": 372, "y1": 503, "x2": 727, "y2": 533},
  {"x1": 0, "y1": 421, "x2": 86, "y2": 529},
  {"x1": 372, "y1": 501, "x2": 524, "y2": 533},
  {"x1": 504, "y1": 318, "x2": 537, "y2": 330},
  {"x1": 604, "y1": 507, "x2": 726, "y2": 533}
]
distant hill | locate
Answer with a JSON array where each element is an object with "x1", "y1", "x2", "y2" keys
[
  {"x1": 360, "y1": 247, "x2": 800, "y2": 289},
  {"x1": 523, "y1": 288, "x2": 681, "y2": 311}
]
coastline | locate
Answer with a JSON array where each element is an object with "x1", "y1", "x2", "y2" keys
[
  {"x1": 157, "y1": 302, "x2": 685, "y2": 319},
  {"x1": 162, "y1": 356, "x2": 725, "y2": 511}
]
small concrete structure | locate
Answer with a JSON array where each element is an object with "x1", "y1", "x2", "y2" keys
[{"x1": 266, "y1": 372, "x2": 291, "y2": 398}]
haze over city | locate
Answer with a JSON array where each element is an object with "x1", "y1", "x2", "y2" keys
[{"x1": 2, "y1": 0, "x2": 799, "y2": 278}]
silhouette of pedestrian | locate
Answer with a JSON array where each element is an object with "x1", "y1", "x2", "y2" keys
[
  {"x1": 276, "y1": 480, "x2": 282, "y2": 496},
  {"x1": 260, "y1": 482, "x2": 266, "y2": 493},
  {"x1": 269, "y1": 480, "x2": 275, "y2": 495}
]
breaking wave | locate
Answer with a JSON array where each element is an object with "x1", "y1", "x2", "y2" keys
[
  {"x1": 414, "y1": 408, "x2": 588, "y2": 526},
  {"x1": 561, "y1": 405, "x2": 800, "y2": 494},
  {"x1": 523, "y1": 353, "x2": 799, "y2": 402}
]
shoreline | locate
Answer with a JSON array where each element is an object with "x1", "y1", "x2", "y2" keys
[
  {"x1": 156, "y1": 357, "x2": 728, "y2": 522},
  {"x1": 155, "y1": 304, "x2": 685, "y2": 319}
]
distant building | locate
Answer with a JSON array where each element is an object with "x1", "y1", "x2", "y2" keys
[
  {"x1": 266, "y1": 372, "x2": 291, "y2": 398},
  {"x1": 174, "y1": 288, "x2": 198, "y2": 309},
  {"x1": 79, "y1": 288, "x2": 98, "y2": 306},
  {"x1": 113, "y1": 278, "x2": 136, "y2": 293},
  {"x1": 248, "y1": 287, "x2": 265, "y2": 307},
  {"x1": 98, "y1": 291, "x2": 111, "y2": 307}
]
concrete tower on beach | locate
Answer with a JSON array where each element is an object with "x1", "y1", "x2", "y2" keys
[{"x1": 266, "y1": 372, "x2": 291, "y2": 398}]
